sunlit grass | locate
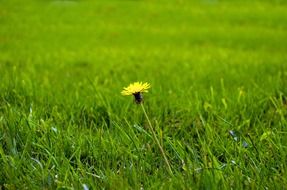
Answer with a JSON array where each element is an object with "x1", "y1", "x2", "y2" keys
[{"x1": 0, "y1": 0, "x2": 287, "y2": 189}]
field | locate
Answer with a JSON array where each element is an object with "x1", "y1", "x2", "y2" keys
[{"x1": 1, "y1": 0, "x2": 287, "y2": 189}]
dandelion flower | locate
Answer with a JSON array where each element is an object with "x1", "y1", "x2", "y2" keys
[
  {"x1": 121, "y1": 81, "x2": 172, "y2": 175},
  {"x1": 121, "y1": 82, "x2": 151, "y2": 103}
]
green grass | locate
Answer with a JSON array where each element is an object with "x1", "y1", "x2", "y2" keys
[{"x1": 1, "y1": 0, "x2": 287, "y2": 189}]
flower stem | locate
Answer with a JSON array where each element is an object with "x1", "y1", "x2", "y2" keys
[{"x1": 140, "y1": 103, "x2": 173, "y2": 176}]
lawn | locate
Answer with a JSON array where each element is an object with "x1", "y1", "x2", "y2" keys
[{"x1": 0, "y1": 0, "x2": 287, "y2": 189}]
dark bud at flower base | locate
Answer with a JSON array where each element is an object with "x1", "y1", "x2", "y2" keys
[{"x1": 133, "y1": 92, "x2": 143, "y2": 104}]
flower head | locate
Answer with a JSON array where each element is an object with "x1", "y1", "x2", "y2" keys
[{"x1": 121, "y1": 82, "x2": 151, "y2": 103}]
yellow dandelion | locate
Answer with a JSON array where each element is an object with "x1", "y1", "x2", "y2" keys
[{"x1": 121, "y1": 82, "x2": 151, "y2": 103}]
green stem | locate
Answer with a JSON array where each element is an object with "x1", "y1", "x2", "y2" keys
[{"x1": 140, "y1": 103, "x2": 173, "y2": 176}]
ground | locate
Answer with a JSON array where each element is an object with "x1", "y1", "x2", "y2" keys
[{"x1": 0, "y1": 0, "x2": 287, "y2": 189}]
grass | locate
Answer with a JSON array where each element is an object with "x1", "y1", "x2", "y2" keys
[{"x1": 0, "y1": 0, "x2": 287, "y2": 189}]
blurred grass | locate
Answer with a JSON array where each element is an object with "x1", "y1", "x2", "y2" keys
[{"x1": 0, "y1": 0, "x2": 287, "y2": 189}]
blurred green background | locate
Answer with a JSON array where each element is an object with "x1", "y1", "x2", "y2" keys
[{"x1": 0, "y1": 0, "x2": 287, "y2": 189}]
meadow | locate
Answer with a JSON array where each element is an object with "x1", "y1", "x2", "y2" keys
[{"x1": 0, "y1": 0, "x2": 287, "y2": 189}]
